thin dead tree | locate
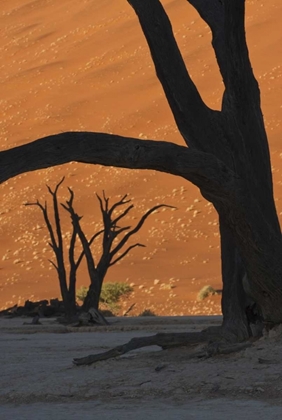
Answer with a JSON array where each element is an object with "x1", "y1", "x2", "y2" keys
[
  {"x1": 1, "y1": 1, "x2": 282, "y2": 360},
  {"x1": 26, "y1": 177, "x2": 104, "y2": 320},
  {"x1": 62, "y1": 189, "x2": 174, "y2": 311}
]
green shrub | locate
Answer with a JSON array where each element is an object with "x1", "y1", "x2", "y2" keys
[
  {"x1": 76, "y1": 286, "x2": 88, "y2": 303},
  {"x1": 76, "y1": 282, "x2": 133, "y2": 313},
  {"x1": 100, "y1": 282, "x2": 133, "y2": 306}
]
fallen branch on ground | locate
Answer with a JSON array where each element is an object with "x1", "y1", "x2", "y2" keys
[{"x1": 73, "y1": 330, "x2": 252, "y2": 366}]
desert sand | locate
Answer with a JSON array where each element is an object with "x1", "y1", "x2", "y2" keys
[{"x1": 0, "y1": 1, "x2": 282, "y2": 315}]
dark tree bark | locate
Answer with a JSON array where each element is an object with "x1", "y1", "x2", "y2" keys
[
  {"x1": 219, "y1": 220, "x2": 254, "y2": 341},
  {"x1": 1, "y1": 0, "x2": 282, "y2": 339}
]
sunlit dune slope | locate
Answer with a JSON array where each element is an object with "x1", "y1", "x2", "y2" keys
[{"x1": 0, "y1": 0, "x2": 281, "y2": 315}]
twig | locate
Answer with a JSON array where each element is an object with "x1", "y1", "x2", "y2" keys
[{"x1": 123, "y1": 303, "x2": 136, "y2": 316}]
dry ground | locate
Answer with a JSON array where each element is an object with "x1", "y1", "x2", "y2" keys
[{"x1": 1, "y1": 316, "x2": 282, "y2": 419}]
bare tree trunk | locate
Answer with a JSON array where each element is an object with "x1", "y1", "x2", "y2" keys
[
  {"x1": 219, "y1": 220, "x2": 255, "y2": 340},
  {"x1": 67, "y1": 273, "x2": 77, "y2": 318},
  {"x1": 63, "y1": 293, "x2": 76, "y2": 320},
  {"x1": 82, "y1": 273, "x2": 102, "y2": 311},
  {"x1": 82, "y1": 262, "x2": 108, "y2": 312}
]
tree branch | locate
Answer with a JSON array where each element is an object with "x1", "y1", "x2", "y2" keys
[
  {"x1": 63, "y1": 198, "x2": 97, "y2": 282},
  {"x1": 61, "y1": 189, "x2": 79, "y2": 290},
  {"x1": 26, "y1": 195, "x2": 70, "y2": 302},
  {"x1": 73, "y1": 331, "x2": 209, "y2": 365},
  {"x1": 25, "y1": 201, "x2": 58, "y2": 251},
  {"x1": 46, "y1": 179, "x2": 65, "y2": 265},
  {"x1": 127, "y1": 0, "x2": 218, "y2": 147},
  {"x1": 109, "y1": 243, "x2": 145, "y2": 266},
  {"x1": 73, "y1": 329, "x2": 252, "y2": 366},
  {"x1": 188, "y1": 0, "x2": 258, "y2": 109},
  {"x1": 110, "y1": 204, "x2": 175, "y2": 259},
  {"x1": 60, "y1": 189, "x2": 105, "y2": 271},
  {"x1": 0, "y1": 133, "x2": 235, "y2": 197},
  {"x1": 111, "y1": 203, "x2": 134, "y2": 226},
  {"x1": 48, "y1": 259, "x2": 58, "y2": 271},
  {"x1": 223, "y1": 0, "x2": 260, "y2": 106},
  {"x1": 187, "y1": 0, "x2": 226, "y2": 81},
  {"x1": 108, "y1": 194, "x2": 131, "y2": 219},
  {"x1": 111, "y1": 226, "x2": 131, "y2": 238},
  {"x1": 96, "y1": 193, "x2": 112, "y2": 253},
  {"x1": 75, "y1": 229, "x2": 104, "y2": 269},
  {"x1": 68, "y1": 228, "x2": 77, "y2": 273}
]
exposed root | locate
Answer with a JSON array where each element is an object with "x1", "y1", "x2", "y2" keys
[
  {"x1": 203, "y1": 341, "x2": 252, "y2": 357},
  {"x1": 73, "y1": 329, "x2": 252, "y2": 366}
]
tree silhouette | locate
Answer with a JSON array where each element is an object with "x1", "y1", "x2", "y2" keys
[
  {"x1": 27, "y1": 178, "x2": 172, "y2": 317},
  {"x1": 63, "y1": 189, "x2": 174, "y2": 312},
  {"x1": 1, "y1": 1, "x2": 282, "y2": 344}
]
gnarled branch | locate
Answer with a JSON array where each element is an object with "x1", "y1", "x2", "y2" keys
[
  {"x1": 110, "y1": 203, "x2": 175, "y2": 259},
  {"x1": 127, "y1": 0, "x2": 218, "y2": 147},
  {"x1": 73, "y1": 330, "x2": 252, "y2": 366},
  {"x1": 0, "y1": 133, "x2": 237, "y2": 200},
  {"x1": 187, "y1": 0, "x2": 226, "y2": 81}
]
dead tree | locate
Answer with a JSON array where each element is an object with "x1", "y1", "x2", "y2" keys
[
  {"x1": 27, "y1": 178, "x2": 172, "y2": 316},
  {"x1": 1, "y1": 0, "x2": 282, "y2": 351},
  {"x1": 26, "y1": 177, "x2": 104, "y2": 319},
  {"x1": 62, "y1": 189, "x2": 174, "y2": 311}
]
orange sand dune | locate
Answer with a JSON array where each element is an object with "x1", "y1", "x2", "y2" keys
[{"x1": 0, "y1": 0, "x2": 281, "y2": 315}]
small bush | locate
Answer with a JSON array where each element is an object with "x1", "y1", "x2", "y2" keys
[
  {"x1": 100, "y1": 282, "x2": 133, "y2": 305},
  {"x1": 76, "y1": 282, "x2": 133, "y2": 313},
  {"x1": 76, "y1": 286, "x2": 88, "y2": 303},
  {"x1": 197, "y1": 285, "x2": 219, "y2": 301},
  {"x1": 139, "y1": 309, "x2": 156, "y2": 317}
]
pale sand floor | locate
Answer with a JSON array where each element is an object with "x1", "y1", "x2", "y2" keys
[
  {"x1": 2, "y1": 399, "x2": 282, "y2": 420},
  {"x1": 1, "y1": 317, "x2": 282, "y2": 419}
]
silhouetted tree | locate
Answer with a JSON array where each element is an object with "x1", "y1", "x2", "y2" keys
[
  {"x1": 1, "y1": 1, "x2": 282, "y2": 345},
  {"x1": 26, "y1": 178, "x2": 103, "y2": 319},
  {"x1": 27, "y1": 178, "x2": 172, "y2": 317},
  {"x1": 63, "y1": 190, "x2": 173, "y2": 311}
]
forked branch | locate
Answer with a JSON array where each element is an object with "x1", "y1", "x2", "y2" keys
[
  {"x1": 127, "y1": 0, "x2": 217, "y2": 147},
  {"x1": 187, "y1": 0, "x2": 226, "y2": 80},
  {"x1": 62, "y1": 188, "x2": 97, "y2": 280},
  {"x1": 188, "y1": 0, "x2": 259, "y2": 105},
  {"x1": 109, "y1": 243, "x2": 145, "y2": 266},
  {"x1": 110, "y1": 203, "x2": 175, "y2": 259}
]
